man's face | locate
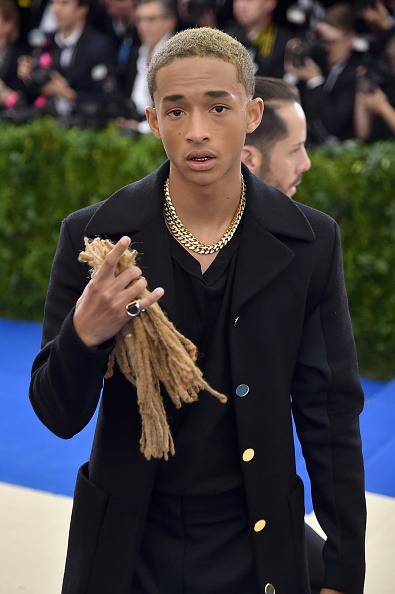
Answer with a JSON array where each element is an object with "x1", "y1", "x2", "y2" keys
[
  {"x1": 147, "y1": 56, "x2": 262, "y2": 189},
  {"x1": 135, "y1": 1, "x2": 175, "y2": 49},
  {"x1": 317, "y1": 22, "x2": 355, "y2": 66},
  {"x1": 51, "y1": 0, "x2": 87, "y2": 35},
  {"x1": 248, "y1": 102, "x2": 311, "y2": 198},
  {"x1": 233, "y1": 0, "x2": 276, "y2": 31}
]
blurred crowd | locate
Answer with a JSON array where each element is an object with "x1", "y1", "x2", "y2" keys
[{"x1": 1, "y1": 0, "x2": 394, "y2": 145}]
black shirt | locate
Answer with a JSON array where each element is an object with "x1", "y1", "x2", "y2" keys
[{"x1": 154, "y1": 228, "x2": 243, "y2": 496}]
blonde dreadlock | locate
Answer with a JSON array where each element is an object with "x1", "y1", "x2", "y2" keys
[{"x1": 78, "y1": 237, "x2": 227, "y2": 461}]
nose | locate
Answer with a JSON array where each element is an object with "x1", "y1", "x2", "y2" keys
[
  {"x1": 298, "y1": 147, "x2": 311, "y2": 174},
  {"x1": 185, "y1": 111, "x2": 210, "y2": 143}
]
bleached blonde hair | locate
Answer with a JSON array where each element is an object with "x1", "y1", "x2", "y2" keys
[{"x1": 147, "y1": 27, "x2": 256, "y2": 100}]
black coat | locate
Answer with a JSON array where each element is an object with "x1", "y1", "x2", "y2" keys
[{"x1": 30, "y1": 162, "x2": 366, "y2": 594}]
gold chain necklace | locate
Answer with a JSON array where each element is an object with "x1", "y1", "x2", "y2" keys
[{"x1": 163, "y1": 176, "x2": 246, "y2": 255}]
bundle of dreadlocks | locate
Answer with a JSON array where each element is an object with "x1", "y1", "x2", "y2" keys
[{"x1": 78, "y1": 237, "x2": 227, "y2": 461}]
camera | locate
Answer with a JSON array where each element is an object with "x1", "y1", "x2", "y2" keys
[
  {"x1": 285, "y1": 1, "x2": 325, "y2": 36},
  {"x1": 26, "y1": 29, "x2": 54, "y2": 87},
  {"x1": 284, "y1": 2, "x2": 326, "y2": 68},
  {"x1": 285, "y1": 38, "x2": 316, "y2": 68},
  {"x1": 356, "y1": 68, "x2": 384, "y2": 94},
  {"x1": 30, "y1": 52, "x2": 54, "y2": 86},
  {"x1": 57, "y1": 64, "x2": 140, "y2": 129}
]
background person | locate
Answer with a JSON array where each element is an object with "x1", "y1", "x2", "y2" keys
[
  {"x1": 0, "y1": 0, "x2": 27, "y2": 112},
  {"x1": 225, "y1": 0, "x2": 293, "y2": 78},
  {"x1": 116, "y1": 0, "x2": 177, "y2": 134},
  {"x1": 16, "y1": 0, "x2": 117, "y2": 124},
  {"x1": 285, "y1": 3, "x2": 365, "y2": 145},
  {"x1": 242, "y1": 75, "x2": 311, "y2": 198}
]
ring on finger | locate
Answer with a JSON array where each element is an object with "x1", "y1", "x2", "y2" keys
[{"x1": 126, "y1": 299, "x2": 145, "y2": 317}]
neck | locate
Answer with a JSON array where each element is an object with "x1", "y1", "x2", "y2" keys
[
  {"x1": 164, "y1": 171, "x2": 245, "y2": 252},
  {"x1": 61, "y1": 23, "x2": 83, "y2": 40},
  {"x1": 168, "y1": 173, "x2": 243, "y2": 228},
  {"x1": 247, "y1": 15, "x2": 272, "y2": 36}
]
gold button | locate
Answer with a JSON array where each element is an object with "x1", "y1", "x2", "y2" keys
[
  {"x1": 236, "y1": 384, "x2": 249, "y2": 397},
  {"x1": 265, "y1": 584, "x2": 275, "y2": 594},
  {"x1": 234, "y1": 316, "x2": 239, "y2": 326},
  {"x1": 242, "y1": 448, "x2": 255, "y2": 462},
  {"x1": 254, "y1": 519, "x2": 266, "y2": 532}
]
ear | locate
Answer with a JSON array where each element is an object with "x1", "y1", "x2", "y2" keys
[
  {"x1": 146, "y1": 106, "x2": 161, "y2": 139},
  {"x1": 241, "y1": 144, "x2": 263, "y2": 177},
  {"x1": 246, "y1": 97, "x2": 264, "y2": 134}
]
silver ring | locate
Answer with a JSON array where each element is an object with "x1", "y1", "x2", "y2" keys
[{"x1": 126, "y1": 299, "x2": 143, "y2": 317}]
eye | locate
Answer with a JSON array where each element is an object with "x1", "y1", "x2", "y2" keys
[
  {"x1": 211, "y1": 105, "x2": 229, "y2": 114},
  {"x1": 168, "y1": 109, "x2": 184, "y2": 118}
]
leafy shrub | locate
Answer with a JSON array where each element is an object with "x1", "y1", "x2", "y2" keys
[
  {"x1": 0, "y1": 118, "x2": 165, "y2": 320},
  {"x1": 297, "y1": 140, "x2": 395, "y2": 379}
]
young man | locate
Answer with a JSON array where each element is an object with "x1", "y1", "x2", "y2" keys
[
  {"x1": 29, "y1": 27, "x2": 366, "y2": 594},
  {"x1": 242, "y1": 76, "x2": 311, "y2": 198}
]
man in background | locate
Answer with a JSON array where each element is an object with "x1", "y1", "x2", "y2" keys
[
  {"x1": 17, "y1": 0, "x2": 117, "y2": 123},
  {"x1": 242, "y1": 76, "x2": 311, "y2": 198},
  {"x1": 116, "y1": 0, "x2": 177, "y2": 134},
  {"x1": 226, "y1": 0, "x2": 292, "y2": 78}
]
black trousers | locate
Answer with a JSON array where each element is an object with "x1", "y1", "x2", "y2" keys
[
  {"x1": 131, "y1": 488, "x2": 325, "y2": 593},
  {"x1": 131, "y1": 487, "x2": 260, "y2": 594}
]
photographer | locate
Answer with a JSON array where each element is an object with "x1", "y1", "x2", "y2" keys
[
  {"x1": 0, "y1": 0, "x2": 28, "y2": 114},
  {"x1": 354, "y1": 34, "x2": 395, "y2": 139},
  {"x1": 225, "y1": 0, "x2": 293, "y2": 78},
  {"x1": 351, "y1": 1, "x2": 395, "y2": 140},
  {"x1": 285, "y1": 3, "x2": 365, "y2": 145},
  {"x1": 115, "y1": 0, "x2": 177, "y2": 135},
  {"x1": 15, "y1": 0, "x2": 117, "y2": 125}
]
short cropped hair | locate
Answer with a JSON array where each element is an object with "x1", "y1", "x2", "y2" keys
[
  {"x1": 320, "y1": 3, "x2": 356, "y2": 34},
  {"x1": 147, "y1": 27, "x2": 256, "y2": 100},
  {"x1": 246, "y1": 76, "x2": 300, "y2": 153}
]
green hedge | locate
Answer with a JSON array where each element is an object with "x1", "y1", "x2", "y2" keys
[
  {"x1": 1, "y1": 119, "x2": 394, "y2": 379},
  {"x1": 0, "y1": 117, "x2": 165, "y2": 319},
  {"x1": 297, "y1": 140, "x2": 395, "y2": 380}
]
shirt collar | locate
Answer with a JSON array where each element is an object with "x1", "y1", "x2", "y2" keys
[{"x1": 55, "y1": 27, "x2": 83, "y2": 49}]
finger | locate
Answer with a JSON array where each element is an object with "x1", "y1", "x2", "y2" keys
[
  {"x1": 95, "y1": 236, "x2": 132, "y2": 278},
  {"x1": 140, "y1": 287, "x2": 165, "y2": 310},
  {"x1": 125, "y1": 287, "x2": 164, "y2": 318}
]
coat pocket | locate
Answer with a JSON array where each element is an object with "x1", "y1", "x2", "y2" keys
[{"x1": 62, "y1": 461, "x2": 109, "y2": 594}]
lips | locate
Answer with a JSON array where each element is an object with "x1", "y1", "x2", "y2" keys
[
  {"x1": 186, "y1": 151, "x2": 216, "y2": 171},
  {"x1": 187, "y1": 150, "x2": 216, "y2": 160}
]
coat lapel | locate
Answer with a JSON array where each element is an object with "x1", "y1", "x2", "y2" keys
[{"x1": 231, "y1": 167, "x2": 315, "y2": 317}]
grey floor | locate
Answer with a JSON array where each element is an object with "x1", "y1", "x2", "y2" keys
[{"x1": 0, "y1": 483, "x2": 393, "y2": 593}]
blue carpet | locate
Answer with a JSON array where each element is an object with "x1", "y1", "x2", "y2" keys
[{"x1": 1, "y1": 319, "x2": 394, "y2": 514}]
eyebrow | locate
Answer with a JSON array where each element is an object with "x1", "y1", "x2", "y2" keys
[{"x1": 161, "y1": 90, "x2": 233, "y2": 103}]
